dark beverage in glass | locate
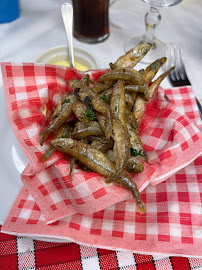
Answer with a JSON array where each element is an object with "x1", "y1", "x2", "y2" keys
[{"x1": 72, "y1": 0, "x2": 110, "y2": 43}]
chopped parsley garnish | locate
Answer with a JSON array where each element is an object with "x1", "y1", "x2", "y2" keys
[
  {"x1": 114, "y1": 106, "x2": 117, "y2": 112},
  {"x1": 150, "y1": 64, "x2": 156, "y2": 70},
  {"x1": 83, "y1": 107, "x2": 95, "y2": 121},
  {"x1": 100, "y1": 94, "x2": 107, "y2": 102},
  {"x1": 62, "y1": 99, "x2": 71, "y2": 105},
  {"x1": 130, "y1": 147, "x2": 139, "y2": 156}
]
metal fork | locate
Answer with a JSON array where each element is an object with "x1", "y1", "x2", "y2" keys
[{"x1": 165, "y1": 43, "x2": 202, "y2": 119}]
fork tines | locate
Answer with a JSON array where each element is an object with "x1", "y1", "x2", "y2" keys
[{"x1": 165, "y1": 43, "x2": 191, "y2": 87}]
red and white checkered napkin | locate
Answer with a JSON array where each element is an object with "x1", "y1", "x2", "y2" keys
[
  {"x1": 2, "y1": 83, "x2": 202, "y2": 257},
  {"x1": 2, "y1": 156, "x2": 202, "y2": 257},
  {"x1": 1, "y1": 62, "x2": 202, "y2": 224}
]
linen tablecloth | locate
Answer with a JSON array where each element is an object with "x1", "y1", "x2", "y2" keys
[{"x1": 1, "y1": 226, "x2": 202, "y2": 270}]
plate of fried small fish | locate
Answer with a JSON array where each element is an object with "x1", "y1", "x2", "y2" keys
[{"x1": 39, "y1": 43, "x2": 174, "y2": 214}]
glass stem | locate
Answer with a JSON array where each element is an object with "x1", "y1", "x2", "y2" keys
[{"x1": 143, "y1": 7, "x2": 161, "y2": 46}]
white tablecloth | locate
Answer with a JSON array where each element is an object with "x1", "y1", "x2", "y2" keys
[{"x1": 0, "y1": 0, "x2": 202, "y2": 101}]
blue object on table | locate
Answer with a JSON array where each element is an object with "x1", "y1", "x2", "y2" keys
[{"x1": 0, "y1": 0, "x2": 20, "y2": 23}]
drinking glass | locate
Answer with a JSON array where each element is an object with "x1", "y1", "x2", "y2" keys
[
  {"x1": 124, "y1": 0, "x2": 183, "y2": 63},
  {"x1": 72, "y1": 0, "x2": 110, "y2": 44}
]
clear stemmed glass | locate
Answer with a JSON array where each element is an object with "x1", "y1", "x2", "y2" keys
[{"x1": 124, "y1": 0, "x2": 183, "y2": 64}]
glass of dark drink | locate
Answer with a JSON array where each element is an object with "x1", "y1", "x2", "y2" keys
[{"x1": 72, "y1": 0, "x2": 110, "y2": 44}]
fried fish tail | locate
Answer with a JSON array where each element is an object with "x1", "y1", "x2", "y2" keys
[
  {"x1": 40, "y1": 146, "x2": 56, "y2": 162},
  {"x1": 148, "y1": 67, "x2": 175, "y2": 99},
  {"x1": 40, "y1": 123, "x2": 72, "y2": 162},
  {"x1": 132, "y1": 67, "x2": 175, "y2": 127},
  {"x1": 119, "y1": 172, "x2": 145, "y2": 214},
  {"x1": 106, "y1": 171, "x2": 145, "y2": 214},
  {"x1": 69, "y1": 157, "x2": 76, "y2": 180}
]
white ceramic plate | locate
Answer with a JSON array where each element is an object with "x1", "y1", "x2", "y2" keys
[
  {"x1": 36, "y1": 45, "x2": 99, "y2": 70},
  {"x1": 0, "y1": 88, "x2": 72, "y2": 243},
  {"x1": 0, "y1": 86, "x2": 26, "y2": 225}
]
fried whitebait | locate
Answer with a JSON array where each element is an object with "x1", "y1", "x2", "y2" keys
[
  {"x1": 133, "y1": 67, "x2": 175, "y2": 125},
  {"x1": 113, "y1": 43, "x2": 152, "y2": 69},
  {"x1": 110, "y1": 81, "x2": 130, "y2": 177},
  {"x1": 98, "y1": 68, "x2": 145, "y2": 86},
  {"x1": 39, "y1": 43, "x2": 174, "y2": 214},
  {"x1": 40, "y1": 93, "x2": 76, "y2": 146}
]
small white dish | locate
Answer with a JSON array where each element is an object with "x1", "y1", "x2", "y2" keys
[{"x1": 36, "y1": 45, "x2": 99, "y2": 71}]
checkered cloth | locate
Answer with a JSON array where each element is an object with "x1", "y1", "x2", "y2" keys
[
  {"x1": 1, "y1": 74, "x2": 202, "y2": 257},
  {"x1": 1, "y1": 228, "x2": 202, "y2": 270},
  {"x1": 1, "y1": 63, "x2": 202, "y2": 224}
]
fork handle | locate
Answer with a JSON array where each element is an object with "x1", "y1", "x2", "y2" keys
[{"x1": 196, "y1": 98, "x2": 202, "y2": 120}]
